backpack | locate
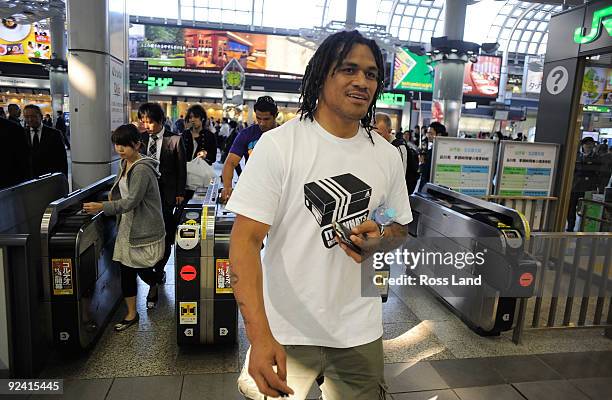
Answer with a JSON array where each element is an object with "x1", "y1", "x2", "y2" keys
[{"x1": 392, "y1": 138, "x2": 419, "y2": 194}]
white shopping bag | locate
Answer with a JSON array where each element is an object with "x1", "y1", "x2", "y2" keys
[{"x1": 186, "y1": 157, "x2": 216, "y2": 190}]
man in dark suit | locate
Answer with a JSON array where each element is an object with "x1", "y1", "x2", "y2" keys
[
  {"x1": 137, "y1": 103, "x2": 187, "y2": 297},
  {"x1": 0, "y1": 117, "x2": 32, "y2": 190},
  {"x1": 23, "y1": 104, "x2": 68, "y2": 177}
]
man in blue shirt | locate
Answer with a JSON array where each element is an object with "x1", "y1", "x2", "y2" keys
[{"x1": 220, "y1": 96, "x2": 278, "y2": 202}]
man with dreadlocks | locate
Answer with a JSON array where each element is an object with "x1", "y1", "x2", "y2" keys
[{"x1": 226, "y1": 30, "x2": 412, "y2": 399}]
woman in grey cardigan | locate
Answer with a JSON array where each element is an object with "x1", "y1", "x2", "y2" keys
[{"x1": 84, "y1": 124, "x2": 166, "y2": 331}]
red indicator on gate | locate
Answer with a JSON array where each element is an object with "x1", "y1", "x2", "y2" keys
[
  {"x1": 180, "y1": 265, "x2": 197, "y2": 282},
  {"x1": 519, "y1": 272, "x2": 533, "y2": 287}
]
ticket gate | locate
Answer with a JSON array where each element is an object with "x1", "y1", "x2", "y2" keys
[
  {"x1": 40, "y1": 176, "x2": 121, "y2": 351},
  {"x1": 0, "y1": 174, "x2": 68, "y2": 377},
  {"x1": 409, "y1": 184, "x2": 537, "y2": 336},
  {"x1": 175, "y1": 179, "x2": 238, "y2": 345}
]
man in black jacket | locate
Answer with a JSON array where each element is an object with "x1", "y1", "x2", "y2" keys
[
  {"x1": 0, "y1": 117, "x2": 31, "y2": 189},
  {"x1": 138, "y1": 103, "x2": 187, "y2": 294},
  {"x1": 418, "y1": 121, "x2": 447, "y2": 192},
  {"x1": 567, "y1": 137, "x2": 602, "y2": 231},
  {"x1": 23, "y1": 104, "x2": 67, "y2": 177}
]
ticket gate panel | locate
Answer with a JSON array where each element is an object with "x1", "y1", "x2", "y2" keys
[
  {"x1": 176, "y1": 181, "x2": 238, "y2": 345},
  {"x1": 409, "y1": 184, "x2": 537, "y2": 336},
  {"x1": 41, "y1": 176, "x2": 121, "y2": 351}
]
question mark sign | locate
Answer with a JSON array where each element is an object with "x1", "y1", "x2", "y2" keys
[
  {"x1": 547, "y1": 66, "x2": 568, "y2": 95},
  {"x1": 552, "y1": 70, "x2": 563, "y2": 92}
]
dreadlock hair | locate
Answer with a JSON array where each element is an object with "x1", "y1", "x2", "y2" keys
[{"x1": 298, "y1": 30, "x2": 385, "y2": 144}]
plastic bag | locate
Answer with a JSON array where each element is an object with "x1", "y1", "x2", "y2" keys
[{"x1": 186, "y1": 157, "x2": 216, "y2": 190}]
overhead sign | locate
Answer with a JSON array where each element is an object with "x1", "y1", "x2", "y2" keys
[
  {"x1": 431, "y1": 138, "x2": 496, "y2": 197},
  {"x1": 496, "y1": 142, "x2": 559, "y2": 197},
  {"x1": 583, "y1": 104, "x2": 612, "y2": 112},
  {"x1": 377, "y1": 92, "x2": 406, "y2": 107},
  {"x1": 573, "y1": 5, "x2": 612, "y2": 44},
  {"x1": 138, "y1": 76, "x2": 173, "y2": 91},
  {"x1": 180, "y1": 265, "x2": 197, "y2": 282},
  {"x1": 392, "y1": 48, "x2": 433, "y2": 92},
  {"x1": 128, "y1": 24, "x2": 314, "y2": 77}
]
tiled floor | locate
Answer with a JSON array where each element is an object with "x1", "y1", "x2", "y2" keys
[
  {"x1": 27, "y1": 353, "x2": 612, "y2": 400},
  {"x1": 31, "y1": 258, "x2": 612, "y2": 399}
]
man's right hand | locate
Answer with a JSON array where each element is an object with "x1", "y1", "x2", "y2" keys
[
  {"x1": 220, "y1": 187, "x2": 233, "y2": 203},
  {"x1": 248, "y1": 336, "x2": 294, "y2": 398}
]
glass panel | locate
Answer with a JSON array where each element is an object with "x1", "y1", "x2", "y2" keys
[
  {"x1": 509, "y1": 40, "x2": 518, "y2": 52},
  {"x1": 521, "y1": 30, "x2": 532, "y2": 42},
  {"x1": 409, "y1": 0, "x2": 421, "y2": 5},
  {"x1": 410, "y1": 29, "x2": 422, "y2": 42},
  {"x1": 517, "y1": 42, "x2": 527, "y2": 53},
  {"x1": 538, "y1": 22, "x2": 548, "y2": 31},
  {"x1": 421, "y1": 30, "x2": 433, "y2": 43},
  {"x1": 531, "y1": 31, "x2": 542, "y2": 43},
  {"x1": 392, "y1": 15, "x2": 401, "y2": 27},
  {"x1": 181, "y1": 6, "x2": 194, "y2": 20},
  {"x1": 209, "y1": 8, "x2": 221, "y2": 21},
  {"x1": 489, "y1": 26, "x2": 501, "y2": 39},
  {"x1": 194, "y1": 7, "x2": 208, "y2": 21},
  {"x1": 527, "y1": 20, "x2": 538, "y2": 30},
  {"x1": 399, "y1": 27, "x2": 410, "y2": 40},
  {"x1": 412, "y1": 17, "x2": 424, "y2": 30},
  {"x1": 405, "y1": 5, "x2": 417, "y2": 16},
  {"x1": 424, "y1": 19, "x2": 436, "y2": 31},
  {"x1": 402, "y1": 17, "x2": 414, "y2": 29},
  {"x1": 500, "y1": 28, "x2": 512, "y2": 40},
  {"x1": 428, "y1": 8, "x2": 439, "y2": 18},
  {"x1": 512, "y1": 30, "x2": 521, "y2": 40},
  {"x1": 517, "y1": 20, "x2": 527, "y2": 29},
  {"x1": 416, "y1": 7, "x2": 429, "y2": 18},
  {"x1": 507, "y1": 18, "x2": 517, "y2": 27},
  {"x1": 528, "y1": 42, "x2": 538, "y2": 54}
]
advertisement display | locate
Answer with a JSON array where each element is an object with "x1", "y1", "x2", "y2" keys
[
  {"x1": 0, "y1": 17, "x2": 51, "y2": 64},
  {"x1": 462, "y1": 55, "x2": 502, "y2": 97},
  {"x1": 431, "y1": 137, "x2": 496, "y2": 197},
  {"x1": 524, "y1": 55, "x2": 544, "y2": 94},
  {"x1": 392, "y1": 49, "x2": 500, "y2": 97},
  {"x1": 496, "y1": 142, "x2": 559, "y2": 197},
  {"x1": 580, "y1": 66, "x2": 612, "y2": 106},
  {"x1": 392, "y1": 48, "x2": 434, "y2": 92},
  {"x1": 128, "y1": 24, "x2": 314, "y2": 77}
]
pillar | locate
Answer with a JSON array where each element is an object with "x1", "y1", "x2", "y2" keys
[
  {"x1": 432, "y1": 0, "x2": 468, "y2": 137},
  {"x1": 66, "y1": 0, "x2": 128, "y2": 188},
  {"x1": 345, "y1": 0, "x2": 357, "y2": 30},
  {"x1": 49, "y1": 15, "x2": 68, "y2": 116}
]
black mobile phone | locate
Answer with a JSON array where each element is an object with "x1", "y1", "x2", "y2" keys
[{"x1": 332, "y1": 221, "x2": 362, "y2": 255}]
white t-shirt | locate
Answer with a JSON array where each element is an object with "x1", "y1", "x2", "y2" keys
[{"x1": 226, "y1": 117, "x2": 413, "y2": 348}]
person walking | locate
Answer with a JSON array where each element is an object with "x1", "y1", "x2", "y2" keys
[{"x1": 83, "y1": 124, "x2": 166, "y2": 331}]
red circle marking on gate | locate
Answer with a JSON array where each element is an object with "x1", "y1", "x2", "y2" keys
[
  {"x1": 519, "y1": 272, "x2": 533, "y2": 287},
  {"x1": 180, "y1": 265, "x2": 197, "y2": 282}
]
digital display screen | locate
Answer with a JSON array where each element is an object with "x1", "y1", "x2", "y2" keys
[{"x1": 181, "y1": 230, "x2": 196, "y2": 238}]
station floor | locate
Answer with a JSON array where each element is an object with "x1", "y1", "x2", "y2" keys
[
  {"x1": 30, "y1": 154, "x2": 611, "y2": 399},
  {"x1": 30, "y1": 255, "x2": 612, "y2": 400}
]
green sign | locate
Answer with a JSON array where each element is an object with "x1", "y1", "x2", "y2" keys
[
  {"x1": 392, "y1": 48, "x2": 433, "y2": 92},
  {"x1": 378, "y1": 93, "x2": 406, "y2": 106},
  {"x1": 583, "y1": 104, "x2": 612, "y2": 113},
  {"x1": 138, "y1": 76, "x2": 173, "y2": 90},
  {"x1": 574, "y1": 5, "x2": 612, "y2": 44}
]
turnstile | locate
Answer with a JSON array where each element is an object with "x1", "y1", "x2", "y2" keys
[
  {"x1": 41, "y1": 176, "x2": 121, "y2": 351},
  {"x1": 409, "y1": 184, "x2": 537, "y2": 336},
  {"x1": 175, "y1": 179, "x2": 238, "y2": 345},
  {"x1": 0, "y1": 174, "x2": 68, "y2": 377}
]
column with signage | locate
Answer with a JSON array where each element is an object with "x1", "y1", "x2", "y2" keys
[
  {"x1": 66, "y1": 0, "x2": 128, "y2": 188},
  {"x1": 49, "y1": 15, "x2": 68, "y2": 116}
]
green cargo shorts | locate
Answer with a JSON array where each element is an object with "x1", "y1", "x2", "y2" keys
[{"x1": 238, "y1": 336, "x2": 389, "y2": 400}]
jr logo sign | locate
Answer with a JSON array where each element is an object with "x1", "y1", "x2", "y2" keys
[{"x1": 574, "y1": 5, "x2": 612, "y2": 44}]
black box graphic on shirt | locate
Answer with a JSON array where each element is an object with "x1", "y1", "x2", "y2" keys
[{"x1": 304, "y1": 173, "x2": 372, "y2": 227}]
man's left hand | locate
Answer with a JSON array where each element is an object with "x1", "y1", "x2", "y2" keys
[
  {"x1": 82, "y1": 202, "x2": 104, "y2": 215},
  {"x1": 176, "y1": 196, "x2": 185, "y2": 205},
  {"x1": 336, "y1": 220, "x2": 381, "y2": 263}
]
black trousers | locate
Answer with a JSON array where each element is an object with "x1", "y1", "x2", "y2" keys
[
  {"x1": 120, "y1": 263, "x2": 158, "y2": 298},
  {"x1": 153, "y1": 203, "x2": 176, "y2": 278},
  {"x1": 566, "y1": 191, "x2": 584, "y2": 231}
]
